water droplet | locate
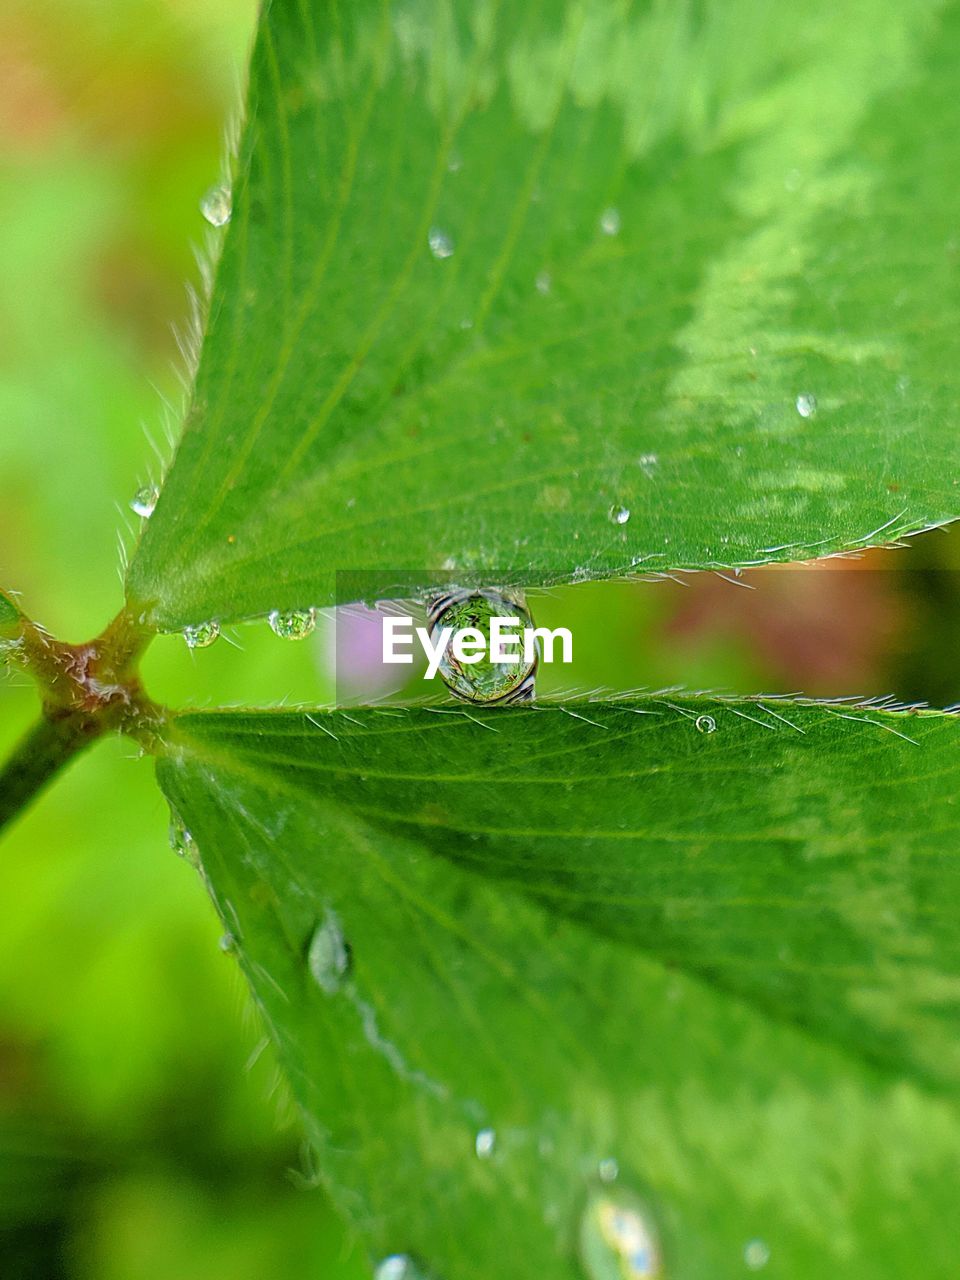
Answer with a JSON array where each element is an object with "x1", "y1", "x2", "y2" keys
[
  {"x1": 581, "y1": 1190, "x2": 662, "y2": 1279},
  {"x1": 168, "y1": 810, "x2": 200, "y2": 868},
  {"x1": 600, "y1": 207, "x2": 621, "y2": 236},
  {"x1": 428, "y1": 589, "x2": 537, "y2": 705},
  {"x1": 637, "y1": 454, "x2": 658, "y2": 475},
  {"x1": 268, "y1": 608, "x2": 316, "y2": 640},
  {"x1": 200, "y1": 184, "x2": 232, "y2": 227},
  {"x1": 795, "y1": 393, "x2": 817, "y2": 418},
  {"x1": 428, "y1": 227, "x2": 454, "y2": 259},
  {"x1": 609, "y1": 505, "x2": 631, "y2": 526},
  {"x1": 744, "y1": 1239, "x2": 770, "y2": 1270},
  {"x1": 183, "y1": 620, "x2": 220, "y2": 650},
  {"x1": 536, "y1": 269, "x2": 552, "y2": 295},
  {"x1": 130, "y1": 484, "x2": 159, "y2": 519},
  {"x1": 219, "y1": 933, "x2": 236, "y2": 953},
  {"x1": 598, "y1": 1157, "x2": 619, "y2": 1184},
  {"x1": 307, "y1": 911, "x2": 351, "y2": 994},
  {"x1": 695, "y1": 715, "x2": 716, "y2": 734},
  {"x1": 375, "y1": 1257, "x2": 430, "y2": 1280},
  {"x1": 475, "y1": 1127, "x2": 496, "y2": 1159}
]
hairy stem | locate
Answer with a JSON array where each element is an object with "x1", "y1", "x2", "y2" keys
[{"x1": 0, "y1": 712, "x2": 103, "y2": 834}]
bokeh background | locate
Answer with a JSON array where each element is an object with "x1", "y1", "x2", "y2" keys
[{"x1": 2, "y1": 2, "x2": 960, "y2": 1276}]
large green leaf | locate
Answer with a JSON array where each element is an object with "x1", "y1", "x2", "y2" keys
[
  {"x1": 129, "y1": 0, "x2": 960, "y2": 630},
  {"x1": 157, "y1": 699, "x2": 960, "y2": 1277}
]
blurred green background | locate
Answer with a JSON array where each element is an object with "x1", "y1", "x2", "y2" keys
[{"x1": 2, "y1": 2, "x2": 960, "y2": 1277}]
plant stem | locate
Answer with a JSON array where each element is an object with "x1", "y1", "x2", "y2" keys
[{"x1": 0, "y1": 712, "x2": 103, "y2": 835}]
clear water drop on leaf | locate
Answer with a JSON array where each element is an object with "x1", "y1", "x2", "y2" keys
[
  {"x1": 598, "y1": 1157, "x2": 620, "y2": 1184},
  {"x1": 475, "y1": 1127, "x2": 496, "y2": 1158},
  {"x1": 580, "y1": 1190, "x2": 662, "y2": 1279},
  {"x1": 307, "y1": 911, "x2": 351, "y2": 994},
  {"x1": 429, "y1": 589, "x2": 537, "y2": 705},
  {"x1": 168, "y1": 810, "x2": 200, "y2": 868},
  {"x1": 183, "y1": 620, "x2": 220, "y2": 650},
  {"x1": 375, "y1": 1256, "x2": 431, "y2": 1280},
  {"x1": 536, "y1": 269, "x2": 552, "y2": 295},
  {"x1": 609, "y1": 505, "x2": 631, "y2": 526},
  {"x1": 600, "y1": 207, "x2": 622, "y2": 236},
  {"x1": 695, "y1": 715, "x2": 717, "y2": 734},
  {"x1": 795, "y1": 392, "x2": 817, "y2": 418},
  {"x1": 428, "y1": 227, "x2": 454, "y2": 259},
  {"x1": 219, "y1": 933, "x2": 236, "y2": 953},
  {"x1": 200, "y1": 184, "x2": 232, "y2": 226},
  {"x1": 744, "y1": 1240, "x2": 770, "y2": 1270},
  {"x1": 268, "y1": 607, "x2": 316, "y2": 640},
  {"x1": 130, "y1": 484, "x2": 159, "y2": 518}
]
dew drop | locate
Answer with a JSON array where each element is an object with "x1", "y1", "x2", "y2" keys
[
  {"x1": 608, "y1": 504, "x2": 631, "y2": 526},
  {"x1": 307, "y1": 910, "x2": 351, "y2": 995},
  {"x1": 428, "y1": 227, "x2": 454, "y2": 259},
  {"x1": 600, "y1": 207, "x2": 622, "y2": 236},
  {"x1": 795, "y1": 392, "x2": 817, "y2": 418},
  {"x1": 744, "y1": 1240, "x2": 770, "y2": 1270},
  {"x1": 536, "y1": 269, "x2": 552, "y2": 295},
  {"x1": 428, "y1": 589, "x2": 537, "y2": 705},
  {"x1": 475, "y1": 1127, "x2": 496, "y2": 1159},
  {"x1": 375, "y1": 1256, "x2": 431, "y2": 1280},
  {"x1": 219, "y1": 933, "x2": 236, "y2": 953},
  {"x1": 695, "y1": 714, "x2": 716, "y2": 734},
  {"x1": 580, "y1": 1190, "x2": 662, "y2": 1279},
  {"x1": 130, "y1": 484, "x2": 159, "y2": 519},
  {"x1": 183, "y1": 620, "x2": 220, "y2": 650},
  {"x1": 268, "y1": 607, "x2": 316, "y2": 640},
  {"x1": 200, "y1": 184, "x2": 232, "y2": 227},
  {"x1": 168, "y1": 810, "x2": 200, "y2": 868},
  {"x1": 598, "y1": 1157, "x2": 620, "y2": 1184}
]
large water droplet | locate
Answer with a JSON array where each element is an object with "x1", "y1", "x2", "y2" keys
[
  {"x1": 695, "y1": 714, "x2": 716, "y2": 734},
  {"x1": 580, "y1": 1191, "x2": 662, "y2": 1279},
  {"x1": 428, "y1": 589, "x2": 537, "y2": 705},
  {"x1": 744, "y1": 1240, "x2": 770, "y2": 1270},
  {"x1": 268, "y1": 608, "x2": 316, "y2": 640},
  {"x1": 609, "y1": 505, "x2": 631, "y2": 526},
  {"x1": 130, "y1": 485, "x2": 159, "y2": 519},
  {"x1": 600, "y1": 207, "x2": 622, "y2": 236},
  {"x1": 795, "y1": 393, "x2": 817, "y2": 418},
  {"x1": 307, "y1": 911, "x2": 351, "y2": 994},
  {"x1": 428, "y1": 227, "x2": 454, "y2": 259},
  {"x1": 168, "y1": 810, "x2": 200, "y2": 868},
  {"x1": 375, "y1": 1257, "x2": 431, "y2": 1280},
  {"x1": 200, "y1": 184, "x2": 232, "y2": 227},
  {"x1": 183, "y1": 620, "x2": 220, "y2": 650},
  {"x1": 475, "y1": 1127, "x2": 496, "y2": 1159}
]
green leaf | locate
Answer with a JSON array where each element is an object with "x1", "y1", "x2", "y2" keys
[
  {"x1": 0, "y1": 590, "x2": 19, "y2": 631},
  {"x1": 157, "y1": 699, "x2": 960, "y2": 1277},
  {"x1": 129, "y1": 0, "x2": 960, "y2": 630}
]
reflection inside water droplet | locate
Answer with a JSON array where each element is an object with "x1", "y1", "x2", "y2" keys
[
  {"x1": 581, "y1": 1190, "x2": 662, "y2": 1279},
  {"x1": 600, "y1": 207, "x2": 621, "y2": 236},
  {"x1": 795, "y1": 393, "x2": 817, "y2": 418},
  {"x1": 130, "y1": 485, "x2": 159, "y2": 518},
  {"x1": 744, "y1": 1239, "x2": 770, "y2": 1270},
  {"x1": 375, "y1": 1256, "x2": 430, "y2": 1280},
  {"x1": 428, "y1": 227, "x2": 454, "y2": 259},
  {"x1": 609, "y1": 505, "x2": 631, "y2": 526},
  {"x1": 695, "y1": 715, "x2": 716, "y2": 734},
  {"x1": 268, "y1": 608, "x2": 316, "y2": 640},
  {"x1": 429, "y1": 589, "x2": 537, "y2": 704},
  {"x1": 475, "y1": 1127, "x2": 496, "y2": 1159},
  {"x1": 307, "y1": 910, "x2": 351, "y2": 994},
  {"x1": 200, "y1": 184, "x2": 232, "y2": 226},
  {"x1": 168, "y1": 810, "x2": 200, "y2": 868},
  {"x1": 183, "y1": 620, "x2": 220, "y2": 650}
]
